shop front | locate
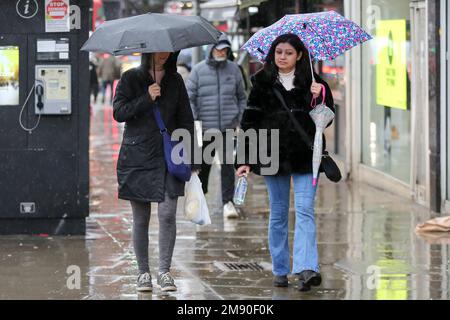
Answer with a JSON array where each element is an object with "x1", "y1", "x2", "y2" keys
[{"x1": 348, "y1": 0, "x2": 441, "y2": 210}]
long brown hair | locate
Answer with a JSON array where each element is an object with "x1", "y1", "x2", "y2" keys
[{"x1": 263, "y1": 34, "x2": 314, "y2": 88}]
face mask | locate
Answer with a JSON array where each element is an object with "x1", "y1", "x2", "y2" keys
[{"x1": 214, "y1": 56, "x2": 227, "y2": 62}]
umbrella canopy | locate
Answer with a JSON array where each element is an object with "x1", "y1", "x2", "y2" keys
[
  {"x1": 81, "y1": 12, "x2": 221, "y2": 55},
  {"x1": 242, "y1": 11, "x2": 372, "y2": 62}
]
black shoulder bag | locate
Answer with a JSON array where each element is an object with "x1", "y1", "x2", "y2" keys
[{"x1": 273, "y1": 87, "x2": 342, "y2": 183}]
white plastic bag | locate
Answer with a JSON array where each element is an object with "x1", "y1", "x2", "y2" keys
[{"x1": 184, "y1": 172, "x2": 211, "y2": 225}]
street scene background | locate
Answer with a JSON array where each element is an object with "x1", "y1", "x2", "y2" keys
[{"x1": 0, "y1": 0, "x2": 449, "y2": 300}]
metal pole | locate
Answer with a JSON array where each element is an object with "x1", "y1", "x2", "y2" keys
[
  {"x1": 191, "y1": 0, "x2": 202, "y2": 66},
  {"x1": 309, "y1": 51, "x2": 316, "y2": 82}
]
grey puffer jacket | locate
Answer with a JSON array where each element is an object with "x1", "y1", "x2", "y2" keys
[{"x1": 187, "y1": 36, "x2": 247, "y2": 132}]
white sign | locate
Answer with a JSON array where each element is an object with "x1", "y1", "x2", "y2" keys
[
  {"x1": 45, "y1": 0, "x2": 70, "y2": 33},
  {"x1": 37, "y1": 40, "x2": 56, "y2": 53}
]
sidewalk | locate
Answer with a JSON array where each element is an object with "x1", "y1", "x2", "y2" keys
[{"x1": 0, "y1": 102, "x2": 448, "y2": 300}]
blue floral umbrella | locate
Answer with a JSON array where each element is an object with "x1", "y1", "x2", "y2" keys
[{"x1": 242, "y1": 10, "x2": 372, "y2": 62}]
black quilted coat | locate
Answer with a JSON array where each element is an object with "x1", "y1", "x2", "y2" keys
[
  {"x1": 113, "y1": 53, "x2": 195, "y2": 202},
  {"x1": 239, "y1": 69, "x2": 335, "y2": 176}
]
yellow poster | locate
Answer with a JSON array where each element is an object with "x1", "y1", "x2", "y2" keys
[
  {"x1": 376, "y1": 20, "x2": 408, "y2": 110},
  {"x1": 0, "y1": 46, "x2": 20, "y2": 106}
]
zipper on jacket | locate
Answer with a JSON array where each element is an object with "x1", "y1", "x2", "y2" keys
[{"x1": 216, "y1": 68, "x2": 222, "y2": 132}]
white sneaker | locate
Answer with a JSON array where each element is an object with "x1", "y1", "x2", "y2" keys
[{"x1": 223, "y1": 201, "x2": 239, "y2": 219}]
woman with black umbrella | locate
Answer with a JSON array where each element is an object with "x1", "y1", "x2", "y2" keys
[{"x1": 113, "y1": 51, "x2": 196, "y2": 293}]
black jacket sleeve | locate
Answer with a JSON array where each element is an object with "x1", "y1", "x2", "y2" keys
[{"x1": 113, "y1": 70, "x2": 154, "y2": 123}]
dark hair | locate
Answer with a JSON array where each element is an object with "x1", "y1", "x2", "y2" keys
[
  {"x1": 264, "y1": 34, "x2": 313, "y2": 88},
  {"x1": 140, "y1": 52, "x2": 178, "y2": 76}
]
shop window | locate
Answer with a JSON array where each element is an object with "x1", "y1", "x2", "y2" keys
[{"x1": 361, "y1": 0, "x2": 411, "y2": 183}]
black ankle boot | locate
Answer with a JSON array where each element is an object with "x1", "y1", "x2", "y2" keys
[
  {"x1": 298, "y1": 271, "x2": 322, "y2": 292},
  {"x1": 273, "y1": 275, "x2": 289, "y2": 287}
]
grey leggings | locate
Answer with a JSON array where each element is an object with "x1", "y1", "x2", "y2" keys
[{"x1": 130, "y1": 193, "x2": 178, "y2": 275}]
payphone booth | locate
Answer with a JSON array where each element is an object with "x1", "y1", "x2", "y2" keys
[{"x1": 0, "y1": 0, "x2": 90, "y2": 235}]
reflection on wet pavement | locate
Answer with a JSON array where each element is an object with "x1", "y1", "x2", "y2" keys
[{"x1": 0, "y1": 103, "x2": 449, "y2": 300}]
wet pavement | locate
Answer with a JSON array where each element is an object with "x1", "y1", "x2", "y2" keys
[{"x1": 0, "y1": 101, "x2": 449, "y2": 300}]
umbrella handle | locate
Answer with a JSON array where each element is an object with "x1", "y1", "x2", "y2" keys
[
  {"x1": 151, "y1": 54, "x2": 162, "y2": 103},
  {"x1": 308, "y1": 50, "x2": 320, "y2": 109},
  {"x1": 153, "y1": 54, "x2": 156, "y2": 83},
  {"x1": 309, "y1": 51, "x2": 316, "y2": 83},
  {"x1": 310, "y1": 83, "x2": 326, "y2": 109}
]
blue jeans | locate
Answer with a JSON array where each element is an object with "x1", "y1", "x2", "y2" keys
[{"x1": 264, "y1": 174, "x2": 319, "y2": 276}]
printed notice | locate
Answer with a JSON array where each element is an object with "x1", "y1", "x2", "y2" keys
[{"x1": 45, "y1": 0, "x2": 70, "y2": 33}]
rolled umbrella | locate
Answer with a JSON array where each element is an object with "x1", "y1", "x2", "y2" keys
[
  {"x1": 81, "y1": 12, "x2": 221, "y2": 56},
  {"x1": 309, "y1": 89, "x2": 336, "y2": 187}
]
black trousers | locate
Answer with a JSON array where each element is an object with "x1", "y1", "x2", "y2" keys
[
  {"x1": 90, "y1": 83, "x2": 99, "y2": 102},
  {"x1": 102, "y1": 80, "x2": 115, "y2": 104},
  {"x1": 198, "y1": 132, "x2": 235, "y2": 205}
]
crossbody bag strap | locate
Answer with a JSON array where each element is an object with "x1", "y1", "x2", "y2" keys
[
  {"x1": 145, "y1": 81, "x2": 168, "y2": 134},
  {"x1": 272, "y1": 88, "x2": 313, "y2": 150},
  {"x1": 152, "y1": 103, "x2": 168, "y2": 134}
]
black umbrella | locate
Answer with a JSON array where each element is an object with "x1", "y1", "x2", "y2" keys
[{"x1": 81, "y1": 12, "x2": 221, "y2": 56}]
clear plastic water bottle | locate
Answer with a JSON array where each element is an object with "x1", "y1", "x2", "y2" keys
[{"x1": 233, "y1": 175, "x2": 248, "y2": 206}]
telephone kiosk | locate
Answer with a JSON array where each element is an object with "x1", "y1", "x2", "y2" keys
[{"x1": 0, "y1": 0, "x2": 90, "y2": 235}]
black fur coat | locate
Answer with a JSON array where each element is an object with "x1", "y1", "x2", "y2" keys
[{"x1": 238, "y1": 69, "x2": 335, "y2": 176}]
